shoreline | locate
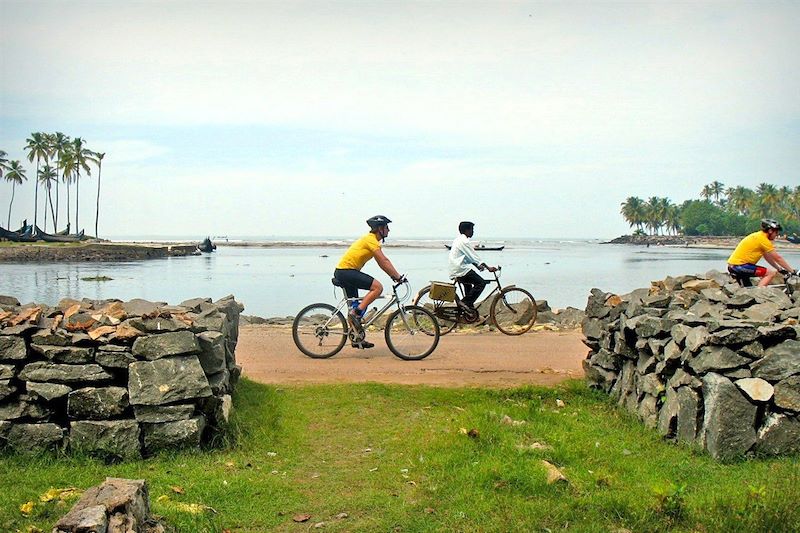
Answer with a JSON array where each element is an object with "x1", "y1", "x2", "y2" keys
[
  {"x1": 604, "y1": 234, "x2": 800, "y2": 250},
  {"x1": 0, "y1": 242, "x2": 199, "y2": 262}
]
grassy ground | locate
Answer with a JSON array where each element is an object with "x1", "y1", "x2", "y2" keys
[{"x1": 1, "y1": 379, "x2": 798, "y2": 532}]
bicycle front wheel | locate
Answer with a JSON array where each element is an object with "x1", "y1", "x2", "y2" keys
[
  {"x1": 490, "y1": 287, "x2": 537, "y2": 335},
  {"x1": 292, "y1": 303, "x2": 348, "y2": 358},
  {"x1": 413, "y1": 286, "x2": 458, "y2": 335},
  {"x1": 384, "y1": 305, "x2": 440, "y2": 360}
]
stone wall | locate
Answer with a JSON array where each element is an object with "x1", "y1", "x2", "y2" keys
[
  {"x1": 0, "y1": 294, "x2": 243, "y2": 459},
  {"x1": 582, "y1": 271, "x2": 800, "y2": 460}
]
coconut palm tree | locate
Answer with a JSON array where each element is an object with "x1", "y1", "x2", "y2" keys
[
  {"x1": 705, "y1": 181, "x2": 725, "y2": 205},
  {"x1": 756, "y1": 183, "x2": 779, "y2": 218},
  {"x1": 4, "y1": 160, "x2": 27, "y2": 229},
  {"x1": 61, "y1": 138, "x2": 92, "y2": 232},
  {"x1": 725, "y1": 186, "x2": 755, "y2": 216},
  {"x1": 38, "y1": 165, "x2": 58, "y2": 232},
  {"x1": 93, "y1": 152, "x2": 105, "y2": 238},
  {"x1": 24, "y1": 132, "x2": 50, "y2": 228},
  {"x1": 50, "y1": 132, "x2": 71, "y2": 229},
  {"x1": 665, "y1": 203, "x2": 682, "y2": 235},
  {"x1": 0, "y1": 150, "x2": 8, "y2": 178},
  {"x1": 644, "y1": 196, "x2": 667, "y2": 235},
  {"x1": 620, "y1": 196, "x2": 646, "y2": 233}
]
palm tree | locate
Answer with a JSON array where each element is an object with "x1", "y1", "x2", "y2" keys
[
  {"x1": 0, "y1": 150, "x2": 8, "y2": 178},
  {"x1": 4, "y1": 161, "x2": 27, "y2": 229},
  {"x1": 705, "y1": 181, "x2": 725, "y2": 205},
  {"x1": 24, "y1": 132, "x2": 50, "y2": 228},
  {"x1": 38, "y1": 165, "x2": 58, "y2": 232},
  {"x1": 726, "y1": 186, "x2": 755, "y2": 216},
  {"x1": 620, "y1": 196, "x2": 646, "y2": 233},
  {"x1": 50, "y1": 132, "x2": 71, "y2": 230},
  {"x1": 93, "y1": 152, "x2": 105, "y2": 238},
  {"x1": 61, "y1": 138, "x2": 92, "y2": 232},
  {"x1": 644, "y1": 196, "x2": 666, "y2": 235},
  {"x1": 700, "y1": 184, "x2": 714, "y2": 202},
  {"x1": 756, "y1": 183, "x2": 779, "y2": 218},
  {"x1": 665, "y1": 203, "x2": 682, "y2": 235}
]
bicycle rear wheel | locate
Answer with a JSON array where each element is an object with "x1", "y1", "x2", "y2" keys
[
  {"x1": 413, "y1": 286, "x2": 458, "y2": 335},
  {"x1": 384, "y1": 305, "x2": 440, "y2": 360},
  {"x1": 490, "y1": 287, "x2": 537, "y2": 335},
  {"x1": 292, "y1": 303, "x2": 348, "y2": 358}
]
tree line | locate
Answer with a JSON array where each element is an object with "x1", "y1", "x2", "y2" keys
[
  {"x1": 0, "y1": 133, "x2": 105, "y2": 237},
  {"x1": 620, "y1": 181, "x2": 800, "y2": 237}
]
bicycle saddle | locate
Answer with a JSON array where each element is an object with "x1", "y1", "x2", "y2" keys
[{"x1": 331, "y1": 277, "x2": 342, "y2": 287}]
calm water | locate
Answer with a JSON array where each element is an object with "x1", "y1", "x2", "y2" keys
[{"x1": 2, "y1": 240, "x2": 799, "y2": 317}]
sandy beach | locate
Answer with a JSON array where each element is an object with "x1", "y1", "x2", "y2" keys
[{"x1": 236, "y1": 325, "x2": 588, "y2": 387}]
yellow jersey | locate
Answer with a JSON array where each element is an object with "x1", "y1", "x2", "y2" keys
[
  {"x1": 337, "y1": 233, "x2": 381, "y2": 270},
  {"x1": 727, "y1": 231, "x2": 775, "y2": 265}
]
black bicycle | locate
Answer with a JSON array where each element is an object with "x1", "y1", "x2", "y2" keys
[{"x1": 413, "y1": 268, "x2": 537, "y2": 336}]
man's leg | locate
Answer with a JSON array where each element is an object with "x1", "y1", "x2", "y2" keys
[
  {"x1": 757, "y1": 268, "x2": 776, "y2": 287},
  {"x1": 459, "y1": 270, "x2": 487, "y2": 308},
  {"x1": 359, "y1": 279, "x2": 384, "y2": 311}
]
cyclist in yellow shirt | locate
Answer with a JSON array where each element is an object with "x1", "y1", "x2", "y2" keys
[
  {"x1": 727, "y1": 219, "x2": 796, "y2": 287},
  {"x1": 334, "y1": 215, "x2": 404, "y2": 348}
]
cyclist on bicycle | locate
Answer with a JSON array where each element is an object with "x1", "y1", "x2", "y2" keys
[
  {"x1": 727, "y1": 218, "x2": 797, "y2": 287},
  {"x1": 448, "y1": 221, "x2": 497, "y2": 309},
  {"x1": 334, "y1": 215, "x2": 404, "y2": 348}
]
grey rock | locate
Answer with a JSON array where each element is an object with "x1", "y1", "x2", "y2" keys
[
  {"x1": 30, "y1": 329, "x2": 72, "y2": 346},
  {"x1": 55, "y1": 505, "x2": 108, "y2": 533},
  {"x1": 647, "y1": 338, "x2": 669, "y2": 358},
  {"x1": 0, "y1": 335, "x2": 27, "y2": 361},
  {"x1": 689, "y1": 346, "x2": 751, "y2": 374},
  {"x1": 670, "y1": 324, "x2": 692, "y2": 345},
  {"x1": 0, "y1": 324, "x2": 39, "y2": 336},
  {"x1": 750, "y1": 286, "x2": 793, "y2": 308},
  {"x1": 657, "y1": 386, "x2": 679, "y2": 437},
  {"x1": 197, "y1": 331, "x2": 226, "y2": 374},
  {"x1": 198, "y1": 394, "x2": 232, "y2": 427},
  {"x1": 0, "y1": 397, "x2": 50, "y2": 420},
  {"x1": 754, "y1": 412, "x2": 800, "y2": 455},
  {"x1": 207, "y1": 369, "x2": 230, "y2": 395},
  {"x1": 129, "y1": 315, "x2": 192, "y2": 333},
  {"x1": 734, "y1": 378, "x2": 774, "y2": 402},
  {"x1": 122, "y1": 298, "x2": 160, "y2": 317},
  {"x1": 19, "y1": 362, "x2": 113, "y2": 384},
  {"x1": 133, "y1": 404, "x2": 196, "y2": 423},
  {"x1": 726, "y1": 292, "x2": 756, "y2": 308},
  {"x1": 610, "y1": 361, "x2": 636, "y2": 404},
  {"x1": 95, "y1": 347, "x2": 136, "y2": 369},
  {"x1": 642, "y1": 293, "x2": 671, "y2": 308},
  {"x1": 54, "y1": 478, "x2": 151, "y2": 533},
  {"x1": 634, "y1": 316, "x2": 675, "y2": 338},
  {"x1": 700, "y1": 288, "x2": 728, "y2": 304},
  {"x1": 26, "y1": 381, "x2": 72, "y2": 401},
  {"x1": 0, "y1": 363, "x2": 15, "y2": 380},
  {"x1": 663, "y1": 340, "x2": 681, "y2": 361},
  {"x1": 582, "y1": 360, "x2": 616, "y2": 392},
  {"x1": 676, "y1": 386, "x2": 701, "y2": 443},
  {"x1": 687, "y1": 300, "x2": 725, "y2": 320},
  {"x1": 67, "y1": 387, "x2": 129, "y2": 420},
  {"x1": 774, "y1": 376, "x2": 800, "y2": 412},
  {"x1": 0, "y1": 295, "x2": 21, "y2": 306},
  {"x1": 668, "y1": 368, "x2": 702, "y2": 389},
  {"x1": 722, "y1": 368, "x2": 752, "y2": 380},
  {"x1": 132, "y1": 331, "x2": 200, "y2": 360},
  {"x1": 581, "y1": 318, "x2": 605, "y2": 340},
  {"x1": 637, "y1": 354, "x2": 656, "y2": 374},
  {"x1": 128, "y1": 355, "x2": 212, "y2": 406},
  {"x1": 0, "y1": 379, "x2": 17, "y2": 400},
  {"x1": 757, "y1": 323, "x2": 797, "y2": 343},
  {"x1": 6, "y1": 423, "x2": 63, "y2": 453},
  {"x1": 741, "y1": 302, "x2": 781, "y2": 322},
  {"x1": 740, "y1": 341, "x2": 765, "y2": 359},
  {"x1": 701, "y1": 373, "x2": 757, "y2": 460},
  {"x1": 708, "y1": 327, "x2": 759, "y2": 346},
  {"x1": 685, "y1": 326, "x2": 710, "y2": 352},
  {"x1": 142, "y1": 415, "x2": 206, "y2": 454},
  {"x1": 589, "y1": 349, "x2": 618, "y2": 371},
  {"x1": 639, "y1": 373, "x2": 665, "y2": 396},
  {"x1": 180, "y1": 297, "x2": 213, "y2": 312},
  {"x1": 751, "y1": 340, "x2": 800, "y2": 382},
  {"x1": 191, "y1": 310, "x2": 227, "y2": 333},
  {"x1": 638, "y1": 395, "x2": 659, "y2": 428},
  {"x1": 31, "y1": 344, "x2": 94, "y2": 364},
  {"x1": 69, "y1": 419, "x2": 141, "y2": 459}
]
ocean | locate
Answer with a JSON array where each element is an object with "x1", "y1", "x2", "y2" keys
[{"x1": 2, "y1": 238, "x2": 799, "y2": 317}]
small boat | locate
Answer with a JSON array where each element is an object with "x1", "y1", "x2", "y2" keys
[
  {"x1": 0, "y1": 225, "x2": 37, "y2": 242},
  {"x1": 787, "y1": 235, "x2": 800, "y2": 244},
  {"x1": 445, "y1": 243, "x2": 505, "y2": 251},
  {"x1": 197, "y1": 236, "x2": 217, "y2": 253},
  {"x1": 56, "y1": 223, "x2": 71, "y2": 236},
  {"x1": 33, "y1": 225, "x2": 85, "y2": 243}
]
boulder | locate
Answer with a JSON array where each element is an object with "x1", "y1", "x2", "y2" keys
[
  {"x1": 69, "y1": 419, "x2": 141, "y2": 459},
  {"x1": 689, "y1": 346, "x2": 750, "y2": 374},
  {"x1": 637, "y1": 395, "x2": 659, "y2": 428},
  {"x1": 684, "y1": 326, "x2": 710, "y2": 352},
  {"x1": 197, "y1": 331, "x2": 226, "y2": 374},
  {"x1": 142, "y1": 415, "x2": 206, "y2": 454},
  {"x1": 19, "y1": 362, "x2": 113, "y2": 384},
  {"x1": 582, "y1": 360, "x2": 616, "y2": 392},
  {"x1": 701, "y1": 373, "x2": 757, "y2": 460},
  {"x1": 132, "y1": 331, "x2": 200, "y2": 360},
  {"x1": 708, "y1": 327, "x2": 759, "y2": 346},
  {"x1": 741, "y1": 302, "x2": 782, "y2": 322},
  {"x1": 676, "y1": 386, "x2": 701, "y2": 443},
  {"x1": 128, "y1": 355, "x2": 211, "y2": 406},
  {"x1": 751, "y1": 340, "x2": 800, "y2": 382},
  {"x1": 773, "y1": 376, "x2": 800, "y2": 412},
  {"x1": 6, "y1": 423, "x2": 63, "y2": 453},
  {"x1": 754, "y1": 412, "x2": 800, "y2": 455},
  {"x1": 0, "y1": 335, "x2": 27, "y2": 361},
  {"x1": 26, "y1": 381, "x2": 72, "y2": 401},
  {"x1": 734, "y1": 378, "x2": 774, "y2": 402},
  {"x1": 53, "y1": 478, "x2": 154, "y2": 533},
  {"x1": 122, "y1": 298, "x2": 161, "y2": 317},
  {"x1": 67, "y1": 387, "x2": 130, "y2": 420},
  {"x1": 657, "y1": 387, "x2": 679, "y2": 437}
]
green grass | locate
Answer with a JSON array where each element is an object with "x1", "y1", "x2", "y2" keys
[{"x1": 2, "y1": 379, "x2": 798, "y2": 532}]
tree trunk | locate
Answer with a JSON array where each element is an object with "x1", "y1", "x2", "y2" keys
[
  {"x1": 48, "y1": 186, "x2": 56, "y2": 232},
  {"x1": 33, "y1": 159, "x2": 40, "y2": 228},
  {"x1": 55, "y1": 164, "x2": 60, "y2": 230},
  {"x1": 95, "y1": 164, "x2": 101, "y2": 238},
  {"x1": 7, "y1": 182, "x2": 15, "y2": 229},
  {"x1": 75, "y1": 172, "x2": 80, "y2": 233}
]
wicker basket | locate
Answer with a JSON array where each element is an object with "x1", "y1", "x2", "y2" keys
[{"x1": 429, "y1": 281, "x2": 456, "y2": 302}]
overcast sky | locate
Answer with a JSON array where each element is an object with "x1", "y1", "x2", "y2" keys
[{"x1": 1, "y1": 0, "x2": 798, "y2": 239}]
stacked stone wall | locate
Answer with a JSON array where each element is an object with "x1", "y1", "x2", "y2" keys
[
  {"x1": 0, "y1": 294, "x2": 242, "y2": 459},
  {"x1": 582, "y1": 272, "x2": 800, "y2": 460}
]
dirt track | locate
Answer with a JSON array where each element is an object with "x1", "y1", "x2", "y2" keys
[{"x1": 237, "y1": 325, "x2": 588, "y2": 387}]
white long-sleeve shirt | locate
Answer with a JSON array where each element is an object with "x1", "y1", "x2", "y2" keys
[{"x1": 448, "y1": 234, "x2": 482, "y2": 279}]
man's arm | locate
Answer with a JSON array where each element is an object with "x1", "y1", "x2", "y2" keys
[
  {"x1": 763, "y1": 250, "x2": 795, "y2": 273},
  {"x1": 373, "y1": 249, "x2": 402, "y2": 281}
]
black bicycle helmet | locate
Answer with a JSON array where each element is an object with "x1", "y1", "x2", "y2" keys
[
  {"x1": 366, "y1": 215, "x2": 392, "y2": 230},
  {"x1": 458, "y1": 221, "x2": 475, "y2": 233},
  {"x1": 761, "y1": 218, "x2": 783, "y2": 232}
]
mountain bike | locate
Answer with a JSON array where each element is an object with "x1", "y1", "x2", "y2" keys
[
  {"x1": 413, "y1": 268, "x2": 537, "y2": 336},
  {"x1": 292, "y1": 277, "x2": 440, "y2": 360}
]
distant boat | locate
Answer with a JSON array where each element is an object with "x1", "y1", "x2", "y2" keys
[
  {"x1": 197, "y1": 236, "x2": 217, "y2": 253},
  {"x1": 34, "y1": 225, "x2": 85, "y2": 243},
  {"x1": 0, "y1": 225, "x2": 37, "y2": 242},
  {"x1": 787, "y1": 235, "x2": 800, "y2": 244},
  {"x1": 445, "y1": 243, "x2": 505, "y2": 251}
]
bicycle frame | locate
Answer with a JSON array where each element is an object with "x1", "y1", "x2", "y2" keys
[{"x1": 332, "y1": 279, "x2": 413, "y2": 330}]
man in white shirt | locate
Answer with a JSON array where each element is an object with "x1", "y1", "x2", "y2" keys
[{"x1": 448, "y1": 221, "x2": 497, "y2": 309}]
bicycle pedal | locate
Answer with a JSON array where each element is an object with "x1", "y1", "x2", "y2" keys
[{"x1": 351, "y1": 340, "x2": 375, "y2": 349}]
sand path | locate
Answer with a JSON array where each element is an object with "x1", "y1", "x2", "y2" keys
[{"x1": 236, "y1": 325, "x2": 588, "y2": 387}]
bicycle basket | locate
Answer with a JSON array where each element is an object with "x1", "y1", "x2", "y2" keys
[{"x1": 429, "y1": 281, "x2": 456, "y2": 302}]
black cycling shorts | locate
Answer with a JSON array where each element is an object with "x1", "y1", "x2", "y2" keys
[{"x1": 334, "y1": 268, "x2": 375, "y2": 299}]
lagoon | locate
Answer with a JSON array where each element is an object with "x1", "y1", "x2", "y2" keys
[{"x1": 2, "y1": 239, "x2": 799, "y2": 317}]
